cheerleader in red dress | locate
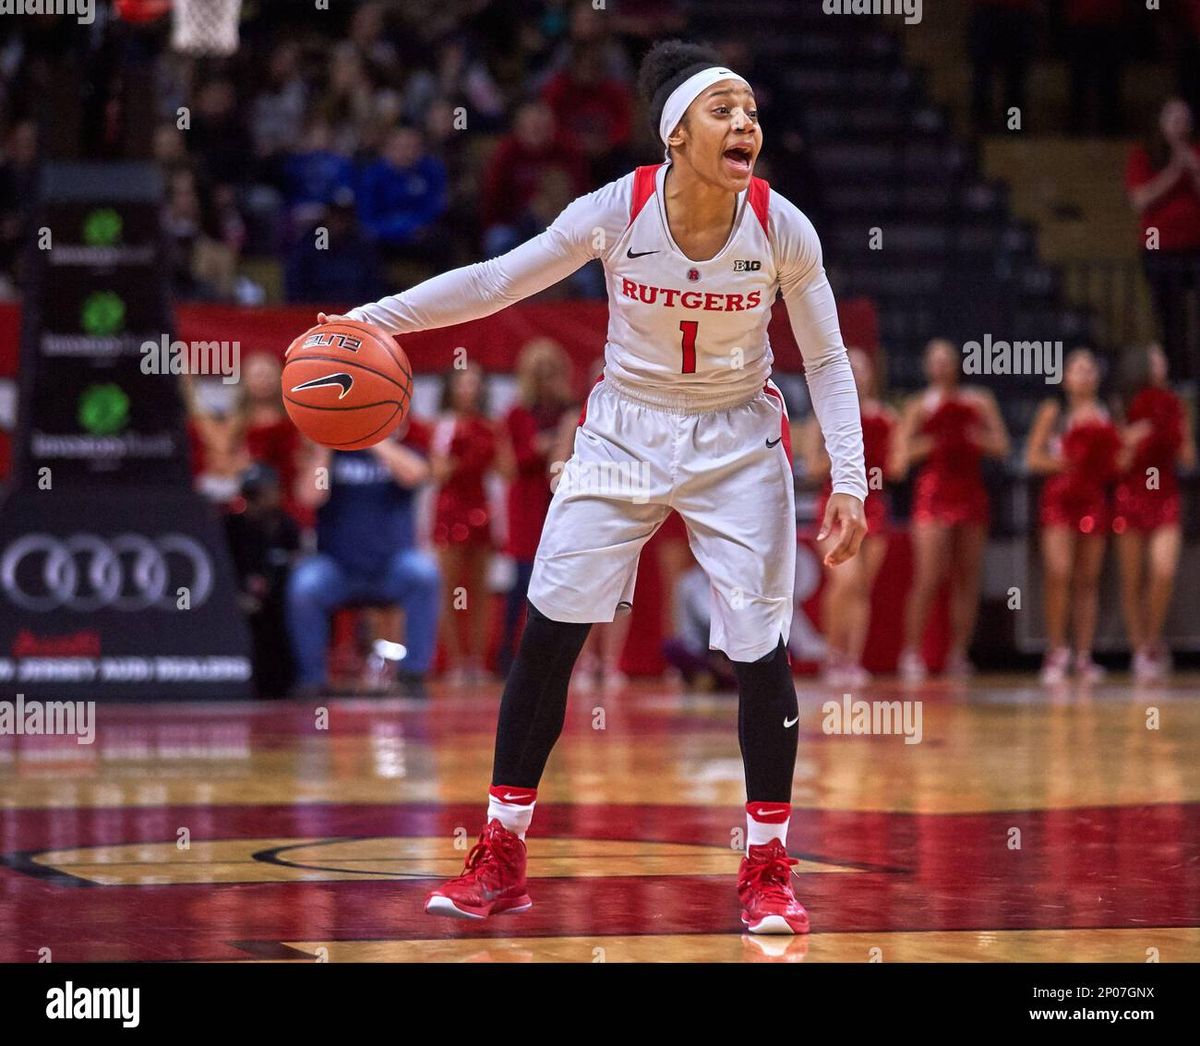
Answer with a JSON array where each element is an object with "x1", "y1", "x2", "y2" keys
[
  {"x1": 497, "y1": 339, "x2": 576, "y2": 675},
  {"x1": 240, "y1": 353, "x2": 304, "y2": 524},
  {"x1": 804, "y1": 347, "x2": 896, "y2": 686},
  {"x1": 431, "y1": 362, "x2": 498, "y2": 685},
  {"x1": 1113, "y1": 344, "x2": 1196, "y2": 682},
  {"x1": 891, "y1": 338, "x2": 1011, "y2": 682},
  {"x1": 1026, "y1": 348, "x2": 1122, "y2": 685}
]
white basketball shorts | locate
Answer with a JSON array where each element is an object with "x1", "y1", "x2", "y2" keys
[{"x1": 527, "y1": 377, "x2": 796, "y2": 663}]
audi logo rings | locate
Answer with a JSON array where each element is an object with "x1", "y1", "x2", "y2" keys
[{"x1": 1, "y1": 533, "x2": 213, "y2": 612}]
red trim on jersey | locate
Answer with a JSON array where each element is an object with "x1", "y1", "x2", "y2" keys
[
  {"x1": 628, "y1": 164, "x2": 663, "y2": 227},
  {"x1": 748, "y1": 176, "x2": 771, "y2": 236},
  {"x1": 576, "y1": 375, "x2": 605, "y2": 427},
  {"x1": 763, "y1": 381, "x2": 792, "y2": 466}
]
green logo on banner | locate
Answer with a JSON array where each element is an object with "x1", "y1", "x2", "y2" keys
[
  {"x1": 83, "y1": 208, "x2": 123, "y2": 247},
  {"x1": 78, "y1": 383, "x2": 130, "y2": 435},
  {"x1": 81, "y1": 291, "x2": 125, "y2": 336}
]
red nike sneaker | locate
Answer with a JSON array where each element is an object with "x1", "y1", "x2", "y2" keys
[
  {"x1": 737, "y1": 839, "x2": 811, "y2": 934},
  {"x1": 424, "y1": 819, "x2": 533, "y2": 919}
]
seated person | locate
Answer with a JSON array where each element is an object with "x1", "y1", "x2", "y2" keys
[
  {"x1": 662, "y1": 562, "x2": 736, "y2": 692},
  {"x1": 287, "y1": 416, "x2": 440, "y2": 696}
]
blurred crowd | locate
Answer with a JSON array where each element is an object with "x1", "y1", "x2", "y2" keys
[{"x1": 0, "y1": 0, "x2": 685, "y2": 302}]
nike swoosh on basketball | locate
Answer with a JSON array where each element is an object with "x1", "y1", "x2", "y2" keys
[
  {"x1": 626, "y1": 247, "x2": 659, "y2": 258},
  {"x1": 291, "y1": 373, "x2": 353, "y2": 399},
  {"x1": 766, "y1": 436, "x2": 783, "y2": 448},
  {"x1": 783, "y1": 715, "x2": 799, "y2": 728}
]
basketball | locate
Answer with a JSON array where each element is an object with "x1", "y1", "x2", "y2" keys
[{"x1": 282, "y1": 319, "x2": 413, "y2": 450}]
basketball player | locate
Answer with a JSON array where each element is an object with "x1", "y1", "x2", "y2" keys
[{"x1": 323, "y1": 41, "x2": 867, "y2": 934}]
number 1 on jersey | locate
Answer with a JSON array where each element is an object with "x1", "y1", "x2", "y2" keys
[{"x1": 678, "y1": 320, "x2": 698, "y2": 374}]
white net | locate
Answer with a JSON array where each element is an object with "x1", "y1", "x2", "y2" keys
[{"x1": 171, "y1": 0, "x2": 242, "y2": 57}]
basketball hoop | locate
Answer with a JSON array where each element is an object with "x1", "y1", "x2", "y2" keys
[{"x1": 171, "y1": 0, "x2": 242, "y2": 57}]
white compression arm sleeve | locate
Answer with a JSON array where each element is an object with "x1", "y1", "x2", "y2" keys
[
  {"x1": 345, "y1": 192, "x2": 607, "y2": 334},
  {"x1": 773, "y1": 197, "x2": 867, "y2": 501}
]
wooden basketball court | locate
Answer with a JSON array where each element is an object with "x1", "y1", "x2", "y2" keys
[{"x1": 2, "y1": 674, "x2": 1197, "y2": 963}]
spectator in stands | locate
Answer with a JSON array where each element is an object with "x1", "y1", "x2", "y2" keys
[
  {"x1": 430, "y1": 362, "x2": 497, "y2": 686},
  {"x1": 315, "y1": 47, "x2": 377, "y2": 155},
  {"x1": 400, "y1": 36, "x2": 506, "y2": 134},
  {"x1": 0, "y1": 119, "x2": 37, "y2": 300},
  {"x1": 346, "y1": 1, "x2": 402, "y2": 89},
  {"x1": 1126, "y1": 98, "x2": 1200, "y2": 382},
  {"x1": 225, "y1": 463, "x2": 300, "y2": 699},
  {"x1": 539, "y1": 3, "x2": 633, "y2": 85},
  {"x1": 162, "y1": 168, "x2": 205, "y2": 296},
  {"x1": 152, "y1": 122, "x2": 190, "y2": 175},
  {"x1": 282, "y1": 120, "x2": 356, "y2": 233},
  {"x1": 496, "y1": 338, "x2": 575, "y2": 675},
  {"x1": 250, "y1": 42, "x2": 308, "y2": 185},
  {"x1": 237, "y1": 352, "x2": 304, "y2": 524},
  {"x1": 968, "y1": 0, "x2": 1035, "y2": 133},
  {"x1": 1064, "y1": 0, "x2": 1125, "y2": 135},
  {"x1": 357, "y1": 125, "x2": 449, "y2": 261},
  {"x1": 288, "y1": 418, "x2": 440, "y2": 698},
  {"x1": 286, "y1": 188, "x2": 384, "y2": 306},
  {"x1": 184, "y1": 373, "x2": 250, "y2": 508},
  {"x1": 480, "y1": 99, "x2": 587, "y2": 258},
  {"x1": 188, "y1": 78, "x2": 251, "y2": 188},
  {"x1": 540, "y1": 40, "x2": 633, "y2": 184}
]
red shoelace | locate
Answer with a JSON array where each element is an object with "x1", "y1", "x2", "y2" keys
[{"x1": 743, "y1": 848, "x2": 800, "y2": 904}]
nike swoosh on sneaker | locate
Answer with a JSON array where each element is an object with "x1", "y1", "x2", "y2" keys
[{"x1": 783, "y1": 715, "x2": 799, "y2": 728}]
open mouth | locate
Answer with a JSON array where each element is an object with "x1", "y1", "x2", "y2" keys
[{"x1": 722, "y1": 145, "x2": 753, "y2": 174}]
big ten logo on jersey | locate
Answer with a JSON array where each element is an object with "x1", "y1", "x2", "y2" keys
[
  {"x1": 733, "y1": 259, "x2": 762, "y2": 271},
  {"x1": 302, "y1": 331, "x2": 363, "y2": 352}
]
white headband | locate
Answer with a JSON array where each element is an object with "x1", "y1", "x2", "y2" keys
[{"x1": 658, "y1": 66, "x2": 750, "y2": 161}]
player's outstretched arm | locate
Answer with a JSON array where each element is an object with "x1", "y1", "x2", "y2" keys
[{"x1": 325, "y1": 185, "x2": 616, "y2": 336}]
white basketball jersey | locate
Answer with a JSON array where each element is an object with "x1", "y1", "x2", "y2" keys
[
  {"x1": 346, "y1": 159, "x2": 867, "y2": 499},
  {"x1": 603, "y1": 163, "x2": 776, "y2": 409}
]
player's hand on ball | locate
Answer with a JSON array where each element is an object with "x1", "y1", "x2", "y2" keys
[
  {"x1": 317, "y1": 313, "x2": 349, "y2": 324},
  {"x1": 818, "y1": 493, "x2": 867, "y2": 566}
]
